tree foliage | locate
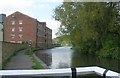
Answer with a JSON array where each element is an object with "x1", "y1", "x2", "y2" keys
[
  {"x1": 53, "y1": 35, "x2": 71, "y2": 46},
  {"x1": 54, "y1": 2, "x2": 120, "y2": 60}
]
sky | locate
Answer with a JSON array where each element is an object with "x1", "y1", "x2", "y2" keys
[
  {"x1": 1, "y1": 0, "x2": 117, "y2": 38},
  {"x1": 0, "y1": 0, "x2": 63, "y2": 38}
]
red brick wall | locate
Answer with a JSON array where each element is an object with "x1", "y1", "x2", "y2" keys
[
  {"x1": 5, "y1": 12, "x2": 37, "y2": 46},
  {"x1": 2, "y1": 42, "x2": 28, "y2": 63}
]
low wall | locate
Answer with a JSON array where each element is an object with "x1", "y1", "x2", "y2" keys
[{"x1": 2, "y1": 42, "x2": 28, "y2": 64}]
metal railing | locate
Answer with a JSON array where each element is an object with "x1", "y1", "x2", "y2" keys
[{"x1": 0, "y1": 66, "x2": 120, "y2": 78}]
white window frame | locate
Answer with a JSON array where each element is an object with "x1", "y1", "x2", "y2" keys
[
  {"x1": 18, "y1": 34, "x2": 23, "y2": 39},
  {"x1": 11, "y1": 36, "x2": 15, "y2": 39},
  {"x1": 18, "y1": 41, "x2": 22, "y2": 43},
  {"x1": 10, "y1": 41, "x2": 15, "y2": 43},
  {"x1": 12, "y1": 15, "x2": 15, "y2": 18},
  {"x1": 18, "y1": 27, "x2": 23, "y2": 32},
  {"x1": 19, "y1": 20, "x2": 23, "y2": 24},
  {"x1": 11, "y1": 34, "x2": 15, "y2": 39},
  {"x1": 12, "y1": 27, "x2": 15, "y2": 32},
  {"x1": 11, "y1": 21, "x2": 15, "y2": 25}
]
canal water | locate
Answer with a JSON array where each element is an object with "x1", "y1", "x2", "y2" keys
[{"x1": 36, "y1": 46, "x2": 120, "y2": 77}]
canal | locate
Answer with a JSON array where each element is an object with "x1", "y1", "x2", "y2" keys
[{"x1": 35, "y1": 46, "x2": 120, "y2": 77}]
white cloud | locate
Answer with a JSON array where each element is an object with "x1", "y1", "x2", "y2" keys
[
  {"x1": 0, "y1": 0, "x2": 34, "y2": 16},
  {"x1": 31, "y1": 0, "x2": 63, "y2": 3},
  {"x1": 1, "y1": 0, "x2": 33, "y2": 7},
  {"x1": 0, "y1": 0, "x2": 61, "y2": 38},
  {"x1": 47, "y1": 20, "x2": 61, "y2": 38}
]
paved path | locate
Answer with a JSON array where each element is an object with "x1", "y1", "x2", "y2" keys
[{"x1": 5, "y1": 50, "x2": 33, "y2": 70}]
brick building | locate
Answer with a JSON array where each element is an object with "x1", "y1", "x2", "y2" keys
[
  {"x1": 36, "y1": 22, "x2": 46, "y2": 49},
  {"x1": 5, "y1": 12, "x2": 37, "y2": 45},
  {"x1": 45, "y1": 27, "x2": 52, "y2": 48},
  {"x1": 5, "y1": 11, "x2": 52, "y2": 49}
]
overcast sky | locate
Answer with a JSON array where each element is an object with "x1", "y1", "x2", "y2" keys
[{"x1": 0, "y1": 0, "x2": 63, "y2": 38}]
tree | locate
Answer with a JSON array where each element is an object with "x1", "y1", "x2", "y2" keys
[{"x1": 54, "y1": 2, "x2": 120, "y2": 59}]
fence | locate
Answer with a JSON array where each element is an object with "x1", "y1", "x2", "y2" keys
[{"x1": 0, "y1": 66, "x2": 119, "y2": 78}]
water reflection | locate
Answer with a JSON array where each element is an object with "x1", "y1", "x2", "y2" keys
[
  {"x1": 72, "y1": 51, "x2": 120, "y2": 73},
  {"x1": 36, "y1": 46, "x2": 119, "y2": 73},
  {"x1": 50, "y1": 47, "x2": 72, "y2": 69},
  {"x1": 35, "y1": 51, "x2": 52, "y2": 67}
]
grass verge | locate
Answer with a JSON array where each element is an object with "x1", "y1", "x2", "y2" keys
[
  {"x1": 25, "y1": 49, "x2": 44, "y2": 69},
  {"x1": 31, "y1": 55, "x2": 44, "y2": 69},
  {"x1": 0, "y1": 65, "x2": 2, "y2": 69}
]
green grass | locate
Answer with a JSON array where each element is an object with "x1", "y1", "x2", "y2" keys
[
  {"x1": 31, "y1": 55, "x2": 44, "y2": 69},
  {"x1": 25, "y1": 49, "x2": 33, "y2": 56},
  {"x1": 25, "y1": 49, "x2": 44, "y2": 69},
  {"x1": 0, "y1": 64, "x2": 2, "y2": 69}
]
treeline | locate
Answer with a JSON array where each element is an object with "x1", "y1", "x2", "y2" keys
[
  {"x1": 54, "y1": 2, "x2": 120, "y2": 60},
  {"x1": 53, "y1": 35, "x2": 71, "y2": 46}
]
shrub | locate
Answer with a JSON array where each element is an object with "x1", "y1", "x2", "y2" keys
[{"x1": 97, "y1": 34, "x2": 120, "y2": 59}]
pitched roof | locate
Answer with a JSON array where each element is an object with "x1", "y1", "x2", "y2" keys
[{"x1": 7, "y1": 11, "x2": 36, "y2": 20}]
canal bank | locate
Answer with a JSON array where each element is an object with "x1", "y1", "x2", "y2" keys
[
  {"x1": 33, "y1": 53, "x2": 49, "y2": 69},
  {"x1": 36, "y1": 46, "x2": 120, "y2": 73},
  {"x1": 4, "y1": 49, "x2": 46, "y2": 70}
]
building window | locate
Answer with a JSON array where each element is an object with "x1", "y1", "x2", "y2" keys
[
  {"x1": 19, "y1": 20, "x2": 23, "y2": 24},
  {"x1": 18, "y1": 27, "x2": 23, "y2": 32},
  {"x1": 12, "y1": 15, "x2": 15, "y2": 20},
  {"x1": 12, "y1": 15, "x2": 15, "y2": 18},
  {"x1": 11, "y1": 34, "x2": 15, "y2": 39},
  {"x1": 11, "y1": 21, "x2": 15, "y2": 25},
  {"x1": 10, "y1": 41, "x2": 15, "y2": 43},
  {"x1": 18, "y1": 41, "x2": 22, "y2": 43},
  {"x1": 12, "y1": 27, "x2": 15, "y2": 32},
  {"x1": 18, "y1": 34, "x2": 23, "y2": 38}
]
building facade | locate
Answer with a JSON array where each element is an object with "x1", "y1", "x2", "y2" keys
[
  {"x1": 5, "y1": 11, "x2": 52, "y2": 49},
  {"x1": 5, "y1": 12, "x2": 37, "y2": 46},
  {"x1": 36, "y1": 22, "x2": 46, "y2": 49},
  {"x1": 45, "y1": 27, "x2": 52, "y2": 48}
]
